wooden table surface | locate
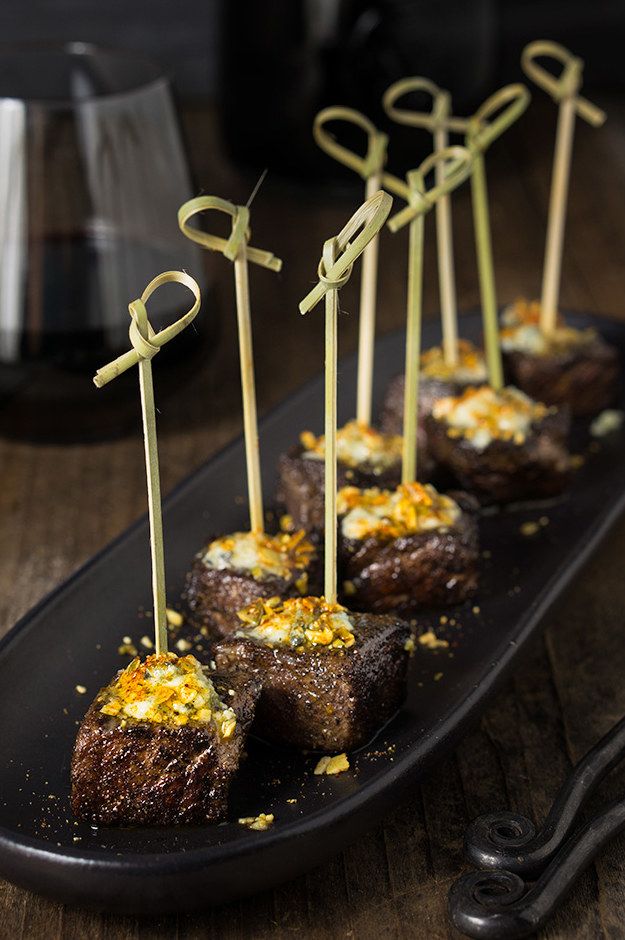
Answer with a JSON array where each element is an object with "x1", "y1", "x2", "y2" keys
[{"x1": 2, "y1": 95, "x2": 625, "y2": 939}]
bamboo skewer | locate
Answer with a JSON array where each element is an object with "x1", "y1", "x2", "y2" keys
[
  {"x1": 522, "y1": 41, "x2": 606, "y2": 335},
  {"x1": 94, "y1": 271, "x2": 201, "y2": 655},
  {"x1": 386, "y1": 147, "x2": 473, "y2": 483},
  {"x1": 178, "y1": 196, "x2": 282, "y2": 534},
  {"x1": 313, "y1": 107, "x2": 388, "y2": 426},
  {"x1": 462, "y1": 84, "x2": 531, "y2": 389},
  {"x1": 300, "y1": 190, "x2": 393, "y2": 603},
  {"x1": 383, "y1": 78, "x2": 467, "y2": 368}
]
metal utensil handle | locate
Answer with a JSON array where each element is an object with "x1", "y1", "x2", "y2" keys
[
  {"x1": 449, "y1": 798, "x2": 625, "y2": 939},
  {"x1": 464, "y1": 714, "x2": 625, "y2": 877}
]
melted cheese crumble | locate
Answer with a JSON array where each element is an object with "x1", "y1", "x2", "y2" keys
[
  {"x1": 99, "y1": 653, "x2": 236, "y2": 736},
  {"x1": 432, "y1": 384, "x2": 551, "y2": 451},
  {"x1": 203, "y1": 529, "x2": 314, "y2": 586},
  {"x1": 300, "y1": 420, "x2": 402, "y2": 474},
  {"x1": 337, "y1": 482, "x2": 460, "y2": 541},
  {"x1": 501, "y1": 299, "x2": 595, "y2": 356},
  {"x1": 236, "y1": 596, "x2": 355, "y2": 650},
  {"x1": 421, "y1": 339, "x2": 487, "y2": 383}
]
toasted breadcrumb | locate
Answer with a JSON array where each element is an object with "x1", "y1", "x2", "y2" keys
[
  {"x1": 418, "y1": 631, "x2": 449, "y2": 650},
  {"x1": 314, "y1": 753, "x2": 350, "y2": 776},
  {"x1": 238, "y1": 813, "x2": 274, "y2": 831}
]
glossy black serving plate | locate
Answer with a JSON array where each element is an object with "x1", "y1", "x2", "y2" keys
[{"x1": 1, "y1": 312, "x2": 624, "y2": 915}]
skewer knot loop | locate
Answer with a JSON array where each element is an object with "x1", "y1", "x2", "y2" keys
[
  {"x1": 521, "y1": 40, "x2": 606, "y2": 126},
  {"x1": 314, "y1": 106, "x2": 388, "y2": 180},
  {"x1": 93, "y1": 270, "x2": 201, "y2": 387},
  {"x1": 299, "y1": 190, "x2": 393, "y2": 314},
  {"x1": 178, "y1": 195, "x2": 282, "y2": 272}
]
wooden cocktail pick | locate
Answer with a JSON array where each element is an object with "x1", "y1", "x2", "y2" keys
[
  {"x1": 383, "y1": 78, "x2": 469, "y2": 369},
  {"x1": 385, "y1": 147, "x2": 473, "y2": 482},
  {"x1": 178, "y1": 196, "x2": 282, "y2": 534},
  {"x1": 463, "y1": 84, "x2": 531, "y2": 389},
  {"x1": 313, "y1": 107, "x2": 389, "y2": 427},
  {"x1": 94, "y1": 271, "x2": 201, "y2": 655},
  {"x1": 299, "y1": 190, "x2": 392, "y2": 602},
  {"x1": 522, "y1": 41, "x2": 606, "y2": 334}
]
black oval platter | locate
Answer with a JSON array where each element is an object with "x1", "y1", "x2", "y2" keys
[{"x1": 1, "y1": 311, "x2": 624, "y2": 915}]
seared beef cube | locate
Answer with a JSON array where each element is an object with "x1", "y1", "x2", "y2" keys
[
  {"x1": 338, "y1": 488, "x2": 479, "y2": 613},
  {"x1": 500, "y1": 299, "x2": 619, "y2": 416},
  {"x1": 214, "y1": 597, "x2": 409, "y2": 752},
  {"x1": 183, "y1": 530, "x2": 319, "y2": 639},
  {"x1": 382, "y1": 341, "x2": 488, "y2": 433},
  {"x1": 277, "y1": 443, "x2": 402, "y2": 533},
  {"x1": 71, "y1": 655, "x2": 259, "y2": 826},
  {"x1": 425, "y1": 385, "x2": 571, "y2": 504},
  {"x1": 503, "y1": 339, "x2": 619, "y2": 416}
]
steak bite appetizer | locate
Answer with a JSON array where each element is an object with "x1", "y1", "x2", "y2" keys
[
  {"x1": 382, "y1": 339, "x2": 487, "y2": 434},
  {"x1": 500, "y1": 299, "x2": 619, "y2": 416},
  {"x1": 184, "y1": 528, "x2": 319, "y2": 638},
  {"x1": 337, "y1": 481, "x2": 479, "y2": 612},
  {"x1": 425, "y1": 384, "x2": 571, "y2": 503},
  {"x1": 214, "y1": 596, "x2": 409, "y2": 752},
  {"x1": 277, "y1": 420, "x2": 405, "y2": 533},
  {"x1": 71, "y1": 653, "x2": 260, "y2": 827}
]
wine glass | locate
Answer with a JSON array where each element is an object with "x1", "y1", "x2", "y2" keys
[{"x1": 0, "y1": 42, "x2": 213, "y2": 440}]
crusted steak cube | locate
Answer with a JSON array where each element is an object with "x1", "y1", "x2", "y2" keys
[
  {"x1": 337, "y1": 483, "x2": 479, "y2": 613},
  {"x1": 214, "y1": 596, "x2": 409, "y2": 752},
  {"x1": 71, "y1": 654, "x2": 259, "y2": 827},
  {"x1": 183, "y1": 529, "x2": 319, "y2": 638},
  {"x1": 381, "y1": 340, "x2": 488, "y2": 433},
  {"x1": 276, "y1": 421, "x2": 409, "y2": 534},
  {"x1": 425, "y1": 384, "x2": 571, "y2": 504},
  {"x1": 500, "y1": 300, "x2": 619, "y2": 416},
  {"x1": 503, "y1": 340, "x2": 619, "y2": 417}
]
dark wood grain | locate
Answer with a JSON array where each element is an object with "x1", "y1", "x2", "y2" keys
[{"x1": 2, "y1": 95, "x2": 625, "y2": 939}]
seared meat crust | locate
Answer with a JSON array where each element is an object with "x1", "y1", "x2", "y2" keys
[
  {"x1": 503, "y1": 338, "x2": 619, "y2": 416},
  {"x1": 339, "y1": 503, "x2": 479, "y2": 613},
  {"x1": 214, "y1": 612, "x2": 409, "y2": 752},
  {"x1": 71, "y1": 670, "x2": 259, "y2": 826},
  {"x1": 424, "y1": 409, "x2": 571, "y2": 504}
]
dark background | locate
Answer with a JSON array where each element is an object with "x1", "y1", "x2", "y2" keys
[{"x1": 1, "y1": 0, "x2": 624, "y2": 174}]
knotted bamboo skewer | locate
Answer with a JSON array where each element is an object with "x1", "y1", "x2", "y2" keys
[
  {"x1": 383, "y1": 77, "x2": 468, "y2": 368},
  {"x1": 522, "y1": 41, "x2": 606, "y2": 334},
  {"x1": 94, "y1": 271, "x2": 201, "y2": 654},
  {"x1": 313, "y1": 107, "x2": 389, "y2": 427},
  {"x1": 300, "y1": 190, "x2": 393, "y2": 602},
  {"x1": 385, "y1": 147, "x2": 473, "y2": 482},
  {"x1": 178, "y1": 196, "x2": 282, "y2": 534},
  {"x1": 461, "y1": 84, "x2": 531, "y2": 389}
]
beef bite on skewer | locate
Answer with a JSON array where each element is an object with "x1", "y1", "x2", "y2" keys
[
  {"x1": 72, "y1": 274, "x2": 261, "y2": 827},
  {"x1": 337, "y1": 481, "x2": 479, "y2": 613},
  {"x1": 500, "y1": 299, "x2": 619, "y2": 416},
  {"x1": 337, "y1": 145, "x2": 480, "y2": 614},
  {"x1": 277, "y1": 420, "x2": 407, "y2": 534},
  {"x1": 178, "y1": 197, "x2": 320, "y2": 635},
  {"x1": 382, "y1": 339, "x2": 487, "y2": 433},
  {"x1": 72, "y1": 653, "x2": 259, "y2": 826},
  {"x1": 425, "y1": 384, "x2": 571, "y2": 503},
  {"x1": 214, "y1": 595, "x2": 409, "y2": 752},
  {"x1": 216, "y1": 192, "x2": 411, "y2": 753},
  {"x1": 184, "y1": 528, "x2": 319, "y2": 638}
]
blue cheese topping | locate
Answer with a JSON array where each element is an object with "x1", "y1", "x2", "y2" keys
[
  {"x1": 421, "y1": 339, "x2": 487, "y2": 384},
  {"x1": 202, "y1": 529, "x2": 314, "y2": 587},
  {"x1": 337, "y1": 482, "x2": 460, "y2": 541},
  {"x1": 236, "y1": 596, "x2": 356, "y2": 650},
  {"x1": 432, "y1": 384, "x2": 551, "y2": 451},
  {"x1": 501, "y1": 299, "x2": 596, "y2": 356},
  {"x1": 99, "y1": 653, "x2": 237, "y2": 736},
  {"x1": 300, "y1": 420, "x2": 402, "y2": 474}
]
